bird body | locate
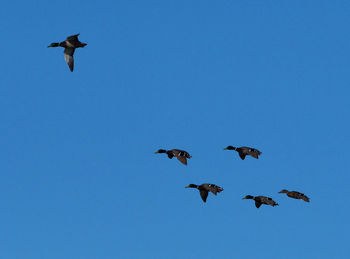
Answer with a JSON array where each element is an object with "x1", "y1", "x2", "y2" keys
[
  {"x1": 242, "y1": 195, "x2": 278, "y2": 208},
  {"x1": 155, "y1": 149, "x2": 191, "y2": 165},
  {"x1": 279, "y1": 189, "x2": 310, "y2": 202},
  {"x1": 48, "y1": 34, "x2": 87, "y2": 72},
  {"x1": 186, "y1": 184, "x2": 223, "y2": 202},
  {"x1": 224, "y1": 146, "x2": 261, "y2": 160}
]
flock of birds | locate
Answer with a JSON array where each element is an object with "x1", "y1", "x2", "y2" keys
[
  {"x1": 48, "y1": 34, "x2": 310, "y2": 208},
  {"x1": 154, "y1": 147, "x2": 310, "y2": 207}
]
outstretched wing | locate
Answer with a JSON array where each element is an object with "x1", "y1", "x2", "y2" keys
[
  {"x1": 176, "y1": 156, "x2": 187, "y2": 165},
  {"x1": 297, "y1": 192, "x2": 310, "y2": 202},
  {"x1": 255, "y1": 200, "x2": 262, "y2": 208},
  {"x1": 167, "y1": 152, "x2": 174, "y2": 159},
  {"x1": 239, "y1": 152, "x2": 246, "y2": 160},
  {"x1": 64, "y1": 48, "x2": 75, "y2": 72},
  {"x1": 199, "y1": 190, "x2": 208, "y2": 202},
  {"x1": 289, "y1": 191, "x2": 310, "y2": 202},
  {"x1": 66, "y1": 33, "x2": 80, "y2": 41}
]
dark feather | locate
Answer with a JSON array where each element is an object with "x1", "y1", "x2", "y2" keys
[
  {"x1": 239, "y1": 152, "x2": 246, "y2": 160},
  {"x1": 199, "y1": 190, "x2": 208, "y2": 202},
  {"x1": 176, "y1": 156, "x2": 187, "y2": 165},
  {"x1": 66, "y1": 33, "x2": 80, "y2": 41},
  {"x1": 187, "y1": 183, "x2": 223, "y2": 203},
  {"x1": 226, "y1": 146, "x2": 261, "y2": 160},
  {"x1": 64, "y1": 48, "x2": 75, "y2": 72},
  {"x1": 285, "y1": 191, "x2": 310, "y2": 202},
  {"x1": 255, "y1": 200, "x2": 262, "y2": 208}
]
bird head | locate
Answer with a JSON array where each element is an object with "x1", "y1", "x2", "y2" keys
[
  {"x1": 185, "y1": 184, "x2": 198, "y2": 189},
  {"x1": 154, "y1": 149, "x2": 167, "y2": 154},
  {"x1": 47, "y1": 43, "x2": 60, "y2": 48}
]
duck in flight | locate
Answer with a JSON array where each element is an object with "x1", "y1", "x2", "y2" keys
[
  {"x1": 154, "y1": 149, "x2": 191, "y2": 165},
  {"x1": 224, "y1": 146, "x2": 262, "y2": 160},
  {"x1": 242, "y1": 195, "x2": 279, "y2": 208},
  {"x1": 186, "y1": 184, "x2": 223, "y2": 203},
  {"x1": 278, "y1": 189, "x2": 310, "y2": 202},
  {"x1": 48, "y1": 33, "x2": 87, "y2": 72}
]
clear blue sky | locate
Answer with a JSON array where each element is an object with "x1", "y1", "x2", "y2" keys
[{"x1": 1, "y1": 1, "x2": 349, "y2": 258}]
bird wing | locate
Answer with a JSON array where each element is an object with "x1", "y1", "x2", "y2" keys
[
  {"x1": 207, "y1": 184, "x2": 223, "y2": 195},
  {"x1": 249, "y1": 151, "x2": 260, "y2": 159},
  {"x1": 176, "y1": 155, "x2": 187, "y2": 165},
  {"x1": 66, "y1": 33, "x2": 80, "y2": 41},
  {"x1": 199, "y1": 190, "x2": 208, "y2": 202},
  {"x1": 64, "y1": 48, "x2": 75, "y2": 72},
  {"x1": 295, "y1": 192, "x2": 310, "y2": 202},
  {"x1": 181, "y1": 151, "x2": 192, "y2": 158},
  {"x1": 239, "y1": 152, "x2": 246, "y2": 160},
  {"x1": 288, "y1": 191, "x2": 309, "y2": 202},
  {"x1": 167, "y1": 152, "x2": 174, "y2": 159},
  {"x1": 265, "y1": 197, "x2": 278, "y2": 206},
  {"x1": 172, "y1": 150, "x2": 188, "y2": 165},
  {"x1": 172, "y1": 149, "x2": 191, "y2": 157},
  {"x1": 255, "y1": 200, "x2": 262, "y2": 208}
]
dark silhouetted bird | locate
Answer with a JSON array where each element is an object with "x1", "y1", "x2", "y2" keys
[
  {"x1": 186, "y1": 184, "x2": 223, "y2": 203},
  {"x1": 48, "y1": 33, "x2": 87, "y2": 72},
  {"x1": 154, "y1": 149, "x2": 191, "y2": 165},
  {"x1": 279, "y1": 189, "x2": 310, "y2": 202},
  {"x1": 224, "y1": 146, "x2": 262, "y2": 160},
  {"x1": 242, "y1": 195, "x2": 278, "y2": 208}
]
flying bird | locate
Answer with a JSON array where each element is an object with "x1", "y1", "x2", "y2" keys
[
  {"x1": 242, "y1": 195, "x2": 278, "y2": 208},
  {"x1": 278, "y1": 189, "x2": 310, "y2": 202},
  {"x1": 154, "y1": 149, "x2": 191, "y2": 165},
  {"x1": 186, "y1": 184, "x2": 223, "y2": 203},
  {"x1": 224, "y1": 146, "x2": 261, "y2": 160},
  {"x1": 48, "y1": 33, "x2": 87, "y2": 72}
]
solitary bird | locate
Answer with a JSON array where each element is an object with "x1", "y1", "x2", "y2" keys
[
  {"x1": 186, "y1": 184, "x2": 223, "y2": 203},
  {"x1": 242, "y1": 195, "x2": 279, "y2": 208},
  {"x1": 48, "y1": 33, "x2": 87, "y2": 72},
  {"x1": 154, "y1": 149, "x2": 191, "y2": 165},
  {"x1": 278, "y1": 189, "x2": 310, "y2": 202},
  {"x1": 224, "y1": 146, "x2": 261, "y2": 160}
]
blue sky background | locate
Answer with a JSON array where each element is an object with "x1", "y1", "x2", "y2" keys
[{"x1": 1, "y1": 1, "x2": 349, "y2": 258}]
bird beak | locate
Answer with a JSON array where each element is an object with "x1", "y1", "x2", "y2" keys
[
  {"x1": 185, "y1": 185, "x2": 190, "y2": 188},
  {"x1": 242, "y1": 197, "x2": 247, "y2": 199},
  {"x1": 154, "y1": 151, "x2": 159, "y2": 154},
  {"x1": 223, "y1": 147, "x2": 228, "y2": 150}
]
